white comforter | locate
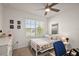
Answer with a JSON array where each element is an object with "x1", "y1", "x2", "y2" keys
[
  {"x1": 31, "y1": 38, "x2": 53, "y2": 51},
  {"x1": 31, "y1": 38, "x2": 49, "y2": 46}
]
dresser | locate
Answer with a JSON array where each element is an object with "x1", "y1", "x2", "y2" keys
[{"x1": 0, "y1": 37, "x2": 13, "y2": 56}]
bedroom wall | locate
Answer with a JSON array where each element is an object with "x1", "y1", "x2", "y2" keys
[
  {"x1": 48, "y1": 4, "x2": 79, "y2": 48},
  {"x1": 3, "y1": 6, "x2": 47, "y2": 49},
  {"x1": 0, "y1": 4, "x2": 3, "y2": 30}
]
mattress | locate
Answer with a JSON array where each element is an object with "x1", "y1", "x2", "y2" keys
[
  {"x1": 31, "y1": 38, "x2": 53, "y2": 51},
  {"x1": 31, "y1": 38, "x2": 49, "y2": 46}
]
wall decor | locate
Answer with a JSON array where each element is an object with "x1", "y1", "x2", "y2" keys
[
  {"x1": 51, "y1": 23, "x2": 58, "y2": 34},
  {"x1": 10, "y1": 20, "x2": 14, "y2": 24},
  {"x1": 10, "y1": 25, "x2": 14, "y2": 29},
  {"x1": 17, "y1": 25, "x2": 21, "y2": 29},
  {"x1": 17, "y1": 21, "x2": 21, "y2": 24}
]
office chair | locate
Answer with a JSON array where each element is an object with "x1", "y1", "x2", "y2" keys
[{"x1": 53, "y1": 41, "x2": 67, "y2": 56}]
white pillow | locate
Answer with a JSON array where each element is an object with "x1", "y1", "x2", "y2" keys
[{"x1": 52, "y1": 39, "x2": 60, "y2": 43}]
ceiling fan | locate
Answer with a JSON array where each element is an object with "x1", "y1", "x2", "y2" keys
[{"x1": 42, "y1": 3, "x2": 60, "y2": 16}]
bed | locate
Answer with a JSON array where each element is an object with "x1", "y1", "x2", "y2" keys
[{"x1": 30, "y1": 38, "x2": 56, "y2": 56}]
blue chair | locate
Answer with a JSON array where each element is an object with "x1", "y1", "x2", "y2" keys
[{"x1": 53, "y1": 41, "x2": 66, "y2": 56}]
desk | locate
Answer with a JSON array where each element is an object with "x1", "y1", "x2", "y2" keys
[{"x1": 67, "y1": 48, "x2": 79, "y2": 56}]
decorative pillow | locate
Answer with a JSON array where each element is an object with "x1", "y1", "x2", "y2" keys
[{"x1": 49, "y1": 35, "x2": 58, "y2": 40}]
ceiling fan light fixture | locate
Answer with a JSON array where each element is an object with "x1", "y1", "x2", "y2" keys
[{"x1": 45, "y1": 8, "x2": 50, "y2": 12}]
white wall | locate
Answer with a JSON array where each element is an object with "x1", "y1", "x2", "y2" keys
[
  {"x1": 3, "y1": 6, "x2": 47, "y2": 49},
  {"x1": 48, "y1": 4, "x2": 79, "y2": 48},
  {"x1": 0, "y1": 4, "x2": 3, "y2": 30},
  {"x1": 3, "y1": 3, "x2": 79, "y2": 49}
]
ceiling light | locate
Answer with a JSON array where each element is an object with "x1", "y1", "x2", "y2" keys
[{"x1": 45, "y1": 8, "x2": 50, "y2": 12}]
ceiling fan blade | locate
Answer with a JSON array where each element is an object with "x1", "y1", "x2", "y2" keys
[
  {"x1": 49, "y1": 3, "x2": 58, "y2": 7},
  {"x1": 46, "y1": 3, "x2": 48, "y2": 7},
  {"x1": 44, "y1": 12, "x2": 47, "y2": 16},
  {"x1": 50, "y1": 8, "x2": 60, "y2": 12},
  {"x1": 45, "y1": 3, "x2": 48, "y2": 8}
]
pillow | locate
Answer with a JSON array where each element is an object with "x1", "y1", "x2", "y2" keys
[
  {"x1": 52, "y1": 39, "x2": 60, "y2": 44},
  {"x1": 49, "y1": 35, "x2": 58, "y2": 40}
]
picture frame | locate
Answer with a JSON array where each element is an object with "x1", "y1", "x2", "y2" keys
[
  {"x1": 17, "y1": 25, "x2": 21, "y2": 29},
  {"x1": 10, "y1": 20, "x2": 14, "y2": 24},
  {"x1": 10, "y1": 25, "x2": 14, "y2": 29},
  {"x1": 51, "y1": 23, "x2": 58, "y2": 34},
  {"x1": 17, "y1": 21, "x2": 21, "y2": 24}
]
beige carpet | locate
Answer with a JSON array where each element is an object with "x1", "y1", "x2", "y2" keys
[{"x1": 13, "y1": 47, "x2": 33, "y2": 56}]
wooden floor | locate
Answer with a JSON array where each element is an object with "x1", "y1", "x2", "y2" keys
[
  {"x1": 12, "y1": 47, "x2": 55, "y2": 56},
  {"x1": 13, "y1": 47, "x2": 33, "y2": 56}
]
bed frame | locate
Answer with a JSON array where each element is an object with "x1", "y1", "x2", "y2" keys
[{"x1": 30, "y1": 39, "x2": 53, "y2": 56}]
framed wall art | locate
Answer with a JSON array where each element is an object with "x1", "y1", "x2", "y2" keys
[
  {"x1": 10, "y1": 20, "x2": 14, "y2": 24},
  {"x1": 51, "y1": 23, "x2": 58, "y2": 34},
  {"x1": 17, "y1": 25, "x2": 21, "y2": 29},
  {"x1": 17, "y1": 21, "x2": 21, "y2": 24},
  {"x1": 10, "y1": 25, "x2": 14, "y2": 29}
]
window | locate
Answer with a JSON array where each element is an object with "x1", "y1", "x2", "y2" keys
[{"x1": 25, "y1": 19, "x2": 44, "y2": 37}]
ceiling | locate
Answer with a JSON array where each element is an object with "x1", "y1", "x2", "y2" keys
[{"x1": 3, "y1": 3, "x2": 79, "y2": 18}]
